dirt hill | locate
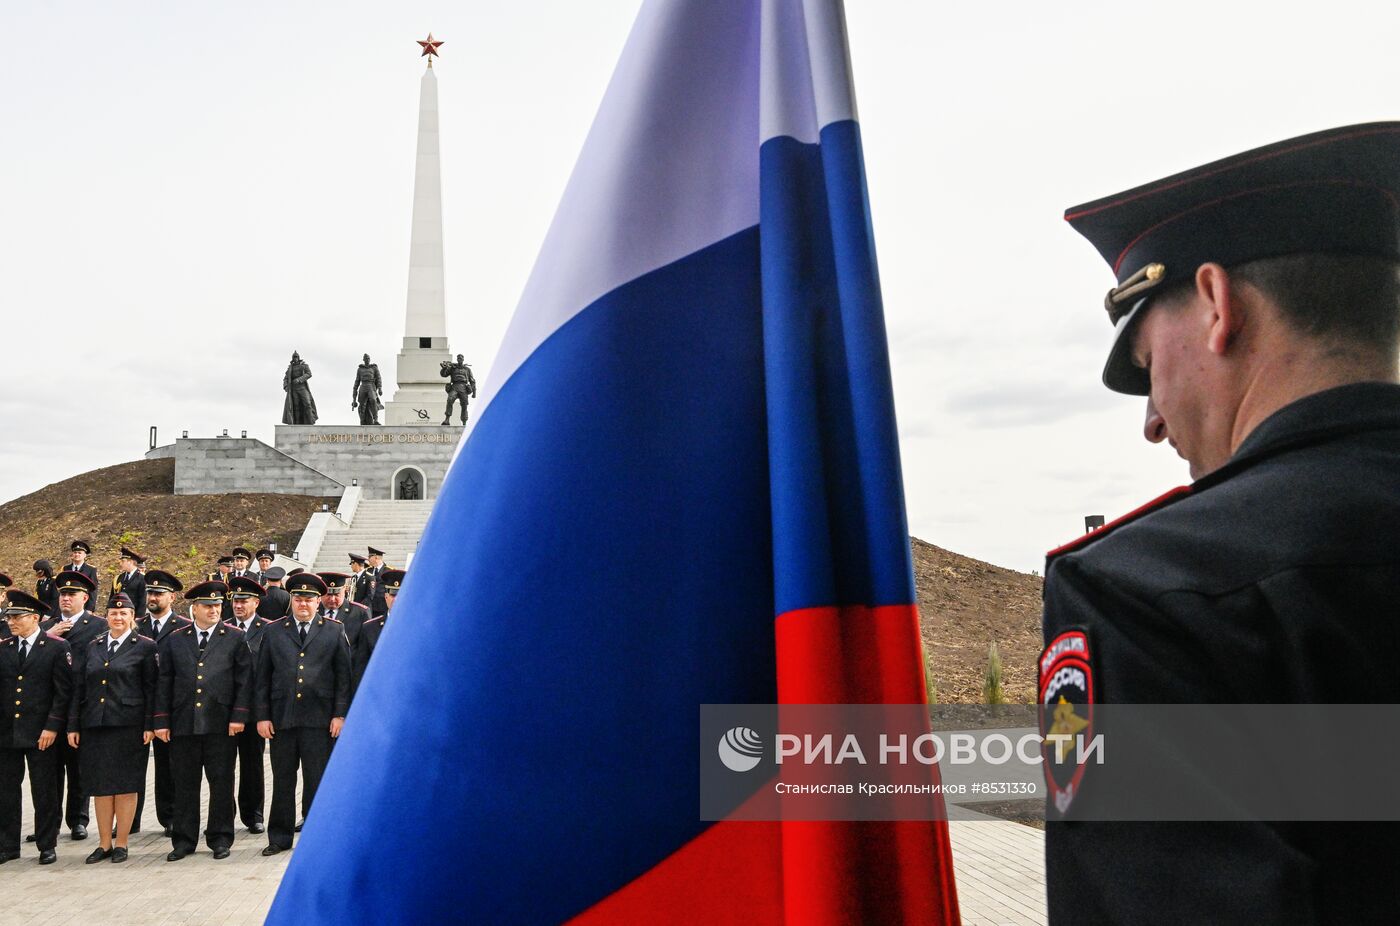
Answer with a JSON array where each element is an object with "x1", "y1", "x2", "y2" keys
[
  {"x1": 0, "y1": 459, "x2": 337, "y2": 594},
  {"x1": 0, "y1": 459, "x2": 1044, "y2": 703},
  {"x1": 913, "y1": 537, "x2": 1042, "y2": 704}
]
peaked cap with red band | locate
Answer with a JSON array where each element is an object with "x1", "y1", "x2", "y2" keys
[{"x1": 1066, "y1": 122, "x2": 1400, "y2": 395}]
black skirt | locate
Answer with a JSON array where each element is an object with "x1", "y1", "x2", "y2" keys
[{"x1": 80, "y1": 725, "x2": 147, "y2": 796}]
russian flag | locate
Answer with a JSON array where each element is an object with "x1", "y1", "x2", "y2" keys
[{"x1": 268, "y1": 1, "x2": 960, "y2": 923}]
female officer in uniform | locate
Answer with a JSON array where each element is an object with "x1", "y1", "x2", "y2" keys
[
  {"x1": 33, "y1": 561, "x2": 58, "y2": 620},
  {"x1": 66, "y1": 592, "x2": 156, "y2": 863}
]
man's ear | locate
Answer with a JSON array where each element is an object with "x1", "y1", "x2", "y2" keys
[{"x1": 1196, "y1": 262, "x2": 1240, "y2": 357}]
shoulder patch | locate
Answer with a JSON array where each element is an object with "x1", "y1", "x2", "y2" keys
[
  {"x1": 1046, "y1": 485, "x2": 1192, "y2": 562},
  {"x1": 1039, "y1": 627, "x2": 1095, "y2": 816}
]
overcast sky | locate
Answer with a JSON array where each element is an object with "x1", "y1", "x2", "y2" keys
[{"x1": 3, "y1": 1, "x2": 1397, "y2": 573}]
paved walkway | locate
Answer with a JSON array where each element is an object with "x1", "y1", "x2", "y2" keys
[
  {"x1": 7, "y1": 753, "x2": 289, "y2": 926},
  {"x1": 5, "y1": 758, "x2": 1046, "y2": 925},
  {"x1": 948, "y1": 806, "x2": 1048, "y2": 925}
]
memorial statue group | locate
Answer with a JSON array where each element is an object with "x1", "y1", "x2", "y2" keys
[
  {"x1": 281, "y1": 350, "x2": 476, "y2": 427},
  {"x1": 0, "y1": 540, "x2": 404, "y2": 865}
]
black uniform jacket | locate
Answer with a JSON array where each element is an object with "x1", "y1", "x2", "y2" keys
[
  {"x1": 257, "y1": 586, "x2": 291, "y2": 622},
  {"x1": 43, "y1": 611, "x2": 108, "y2": 668},
  {"x1": 0, "y1": 633, "x2": 72, "y2": 746},
  {"x1": 352, "y1": 570, "x2": 372, "y2": 607},
  {"x1": 139, "y1": 613, "x2": 192, "y2": 645},
  {"x1": 368, "y1": 568, "x2": 389, "y2": 617},
  {"x1": 1041, "y1": 383, "x2": 1400, "y2": 926},
  {"x1": 112, "y1": 570, "x2": 147, "y2": 618},
  {"x1": 36, "y1": 578, "x2": 59, "y2": 619},
  {"x1": 69, "y1": 633, "x2": 158, "y2": 732},
  {"x1": 226, "y1": 615, "x2": 269, "y2": 660},
  {"x1": 351, "y1": 615, "x2": 386, "y2": 693},
  {"x1": 72, "y1": 563, "x2": 99, "y2": 597},
  {"x1": 154, "y1": 623, "x2": 253, "y2": 736},
  {"x1": 327, "y1": 601, "x2": 371, "y2": 647},
  {"x1": 254, "y1": 616, "x2": 351, "y2": 730}
]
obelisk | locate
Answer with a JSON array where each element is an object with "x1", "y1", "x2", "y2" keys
[{"x1": 385, "y1": 34, "x2": 456, "y2": 426}]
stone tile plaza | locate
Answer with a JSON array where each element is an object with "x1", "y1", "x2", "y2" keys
[{"x1": 3, "y1": 764, "x2": 1049, "y2": 926}]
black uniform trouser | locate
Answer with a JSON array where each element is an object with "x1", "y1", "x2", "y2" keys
[
  {"x1": 54, "y1": 738, "x2": 88, "y2": 830},
  {"x1": 267, "y1": 726, "x2": 332, "y2": 849},
  {"x1": 130, "y1": 735, "x2": 171, "y2": 832},
  {"x1": 235, "y1": 727, "x2": 265, "y2": 827},
  {"x1": 170, "y1": 733, "x2": 236, "y2": 853},
  {"x1": 0, "y1": 745, "x2": 61, "y2": 852}
]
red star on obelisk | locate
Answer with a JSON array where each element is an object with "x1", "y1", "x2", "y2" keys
[{"x1": 417, "y1": 33, "x2": 444, "y2": 68}]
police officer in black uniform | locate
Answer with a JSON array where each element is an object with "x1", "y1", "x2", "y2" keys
[
  {"x1": 1046, "y1": 123, "x2": 1400, "y2": 924},
  {"x1": 255, "y1": 549, "x2": 275, "y2": 586},
  {"x1": 365, "y1": 547, "x2": 389, "y2": 617},
  {"x1": 44, "y1": 569, "x2": 105, "y2": 840},
  {"x1": 227, "y1": 576, "x2": 268, "y2": 833},
  {"x1": 135, "y1": 570, "x2": 190, "y2": 837},
  {"x1": 257, "y1": 567, "x2": 291, "y2": 622},
  {"x1": 230, "y1": 547, "x2": 254, "y2": 583},
  {"x1": 111, "y1": 548, "x2": 146, "y2": 620},
  {"x1": 66, "y1": 541, "x2": 98, "y2": 603},
  {"x1": 0, "y1": 591, "x2": 72, "y2": 865},
  {"x1": 67, "y1": 592, "x2": 156, "y2": 864},
  {"x1": 317, "y1": 571, "x2": 370, "y2": 650},
  {"x1": 210, "y1": 556, "x2": 236, "y2": 623},
  {"x1": 254, "y1": 573, "x2": 350, "y2": 855},
  {"x1": 349, "y1": 553, "x2": 372, "y2": 608},
  {"x1": 32, "y1": 561, "x2": 58, "y2": 621},
  {"x1": 352, "y1": 569, "x2": 403, "y2": 694},
  {"x1": 153, "y1": 581, "x2": 253, "y2": 861}
]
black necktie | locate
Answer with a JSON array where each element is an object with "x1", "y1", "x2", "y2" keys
[
  {"x1": 19, "y1": 640, "x2": 29, "y2": 665},
  {"x1": 298, "y1": 622, "x2": 308, "y2": 645},
  {"x1": 108, "y1": 639, "x2": 117, "y2": 655},
  {"x1": 198, "y1": 630, "x2": 209, "y2": 652}
]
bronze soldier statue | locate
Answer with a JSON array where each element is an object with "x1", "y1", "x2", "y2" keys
[
  {"x1": 281, "y1": 352, "x2": 318, "y2": 426},
  {"x1": 351, "y1": 354, "x2": 383, "y2": 426},
  {"x1": 440, "y1": 354, "x2": 476, "y2": 426}
]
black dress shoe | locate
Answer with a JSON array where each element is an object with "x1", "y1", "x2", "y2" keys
[
  {"x1": 167, "y1": 849, "x2": 190, "y2": 861},
  {"x1": 212, "y1": 846, "x2": 230, "y2": 860},
  {"x1": 71, "y1": 825, "x2": 87, "y2": 840},
  {"x1": 261, "y1": 845, "x2": 284, "y2": 857},
  {"x1": 84, "y1": 847, "x2": 110, "y2": 864},
  {"x1": 110, "y1": 847, "x2": 129, "y2": 863},
  {"x1": 0, "y1": 851, "x2": 20, "y2": 864},
  {"x1": 25, "y1": 834, "x2": 36, "y2": 843},
  {"x1": 130, "y1": 826, "x2": 141, "y2": 835},
  {"x1": 247, "y1": 822, "x2": 265, "y2": 834},
  {"x1": 38, "y1": 849, "x2": 57, "y2": 865}
]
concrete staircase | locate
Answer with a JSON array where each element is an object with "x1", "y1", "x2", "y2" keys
[{"x1": 311, "y1": 499, "x2": 434, "y2": 572}]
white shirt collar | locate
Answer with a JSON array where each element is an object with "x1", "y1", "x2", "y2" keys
[
  {"x1": 18, "y1": 628, "x2": 40, "y2": 647},
  {"x1": 110, "y1": 628, "x2": 133, "y2": 647}
]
